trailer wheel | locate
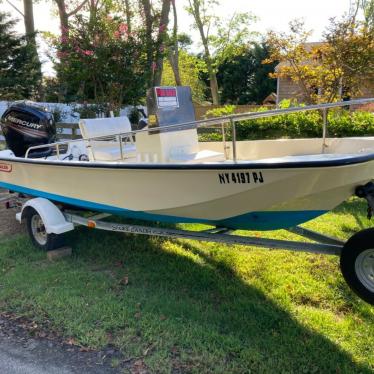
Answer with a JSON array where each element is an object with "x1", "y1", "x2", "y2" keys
[
  {"x1": 340, "y1": 228, "x2": 374, "y2": 305},
  {"x1": 25, "y1": 208, "x2": 64, "y2": 251}
]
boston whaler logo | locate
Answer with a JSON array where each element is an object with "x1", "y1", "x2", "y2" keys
[
  {"x1": 5, "y1": 115, "x2": 43, "y2": 130},
  {"x1": 0, "y1": 163, "x2": 12, "y2": 172}
]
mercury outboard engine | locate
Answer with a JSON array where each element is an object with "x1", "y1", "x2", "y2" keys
[{"x1": 1, "y1": 101, "x2": 56, "y2": 158}]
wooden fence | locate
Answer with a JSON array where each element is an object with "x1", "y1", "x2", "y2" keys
[{"x1": 55, "y1": 122, "x2": 81, "y2": 140}]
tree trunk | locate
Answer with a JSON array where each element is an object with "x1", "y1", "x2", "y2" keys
[
  {"x1": 153, "y1": 0, "x2": 171, "y2": 87},
  {"x1": 200, "y1": 39, "x2": 219, "y2": 104},
  {"x1": 168, "y1": 51, "x2": 182, "y2": 86},
  {"x1": 124, "y1": 0, "x2": 132, "y2": 33},
  {"x1": 141, "y1": 0, "x2": 154, "y2": 87},
  {"x1": 23, "y1": 0, "x2": 43, "y2": 99},
  {"x1": 53, "y1": 0, "x2": 89, "y2": 101},
  {"x1": 168, "y1": 0, "x2": 182, "y2": 85},
  {"x1": 209, "y1": 72, "x2": 219, "y2": 105},
  {"x1": 54, "y1": 0, "x2": 89, "y2": 37},
  {"x1": 89, "y1": 0, "x2": 99, "y2": 24},
  {"x1": 188, "y1": 0, "x2": 219, "y2": 104},
  {"x1": 140, "y1": 0, "x2": 171, "y2": 88},
  {"x1": 23, "y1": 0, "x2": 35, "y2": 38},
  {"x1": 54, "y1": 0, "x2": 69, "y2": 102}
]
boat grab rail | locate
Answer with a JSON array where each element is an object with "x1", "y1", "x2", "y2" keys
[{"x1": 25, "y1": 97, "x2": 374, "y2": 160}]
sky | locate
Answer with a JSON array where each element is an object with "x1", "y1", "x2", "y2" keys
[{"x1": 2, "y1": 0, "x2": 352, "y2": 74}]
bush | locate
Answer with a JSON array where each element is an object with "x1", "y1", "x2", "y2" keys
[
  {"x1": 73, "y1": 103, "x2": 110, "y2": 119},
  {"x1": 128, "y1": 107, "x2": 140, "y2": 125},
  {"x1": 198, "y1": 105, "x2": 374, "y2": 142},
  {"x1": 204, "y1": 105, "x2": 236, "y2": 118}
]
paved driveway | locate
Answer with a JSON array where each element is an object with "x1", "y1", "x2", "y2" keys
[{"x1": 0, "y1": 316, "x2": 118, "y2": 374}]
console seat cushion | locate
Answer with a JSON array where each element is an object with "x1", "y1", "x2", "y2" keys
[{"x1": 79, "y1": 117, "x2": 135, "y2": 161}]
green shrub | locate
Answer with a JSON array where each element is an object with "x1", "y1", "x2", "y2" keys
[
  {"x1": 198, "y1": 107, "x2": 374, "y2": 142},
  {"x1": 128, "y1": 106, "x2": 140, "y2": 125},
  {"x1": 204, "y1": 105, "x2": 236, "y2": 118},
  {"x1": 73, "y1": 103, "x2": 110, "y2": 119}
]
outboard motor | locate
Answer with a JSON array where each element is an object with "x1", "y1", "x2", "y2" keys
[{"x1": 1, "y1": 101, "x2": 56, "y2": 158}]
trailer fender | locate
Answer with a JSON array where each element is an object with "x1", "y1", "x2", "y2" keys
[{"x1": 16, "y1": 198, "x2": 74, "y2": 234}]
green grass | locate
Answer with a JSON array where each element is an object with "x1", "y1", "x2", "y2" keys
[{"x1": 0, "y1": 198, "x2": 373, "y2": 373}]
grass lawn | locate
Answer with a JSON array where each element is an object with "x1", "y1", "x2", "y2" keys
[{"x1": 0, "y1": 197, "x2": 373, "y2": 373}]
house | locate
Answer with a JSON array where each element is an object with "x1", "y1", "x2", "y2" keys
[{"x1": 275, "y1": 42, "x2": 374, "y2": 105}]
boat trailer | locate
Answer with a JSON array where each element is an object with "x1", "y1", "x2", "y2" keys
[
  {"x1": 2, "y1": 192, "x2": 374, "y2": 305},
  {"x1": 66, "y1": 212, "x2": 344, "y2": 255}
]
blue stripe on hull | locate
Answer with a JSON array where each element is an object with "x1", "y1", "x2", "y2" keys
[
  {"x1": 220, "y1": 210, "x2": 326, "y2": 230},
  {"x1": 0, "y1": 181, "x2": 327, "y2": 230}
]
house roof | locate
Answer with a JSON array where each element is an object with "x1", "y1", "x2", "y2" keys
[{"x1": 263, "y1": 92, "x2": 277, "y2": 104}]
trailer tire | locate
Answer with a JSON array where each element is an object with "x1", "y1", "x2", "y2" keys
[
  {"x1": 25, "y1": 207, "x2": 64, "y2": 251},
  {"x1": 340, "y1": 228, "x2": 374, "y2": 305}
]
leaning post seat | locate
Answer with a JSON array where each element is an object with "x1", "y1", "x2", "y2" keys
[{"x1": 78, "y1": 117, "x2": 136, "y2": 161}]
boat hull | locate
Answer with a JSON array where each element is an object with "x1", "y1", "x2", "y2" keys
[{"x1": 0, "y1": 155, "x2": 373, "y2": 230}]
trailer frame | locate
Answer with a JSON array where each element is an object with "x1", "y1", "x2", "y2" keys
[{"x1": 64, "y1": 212, "x2": 344, "y2": 256}]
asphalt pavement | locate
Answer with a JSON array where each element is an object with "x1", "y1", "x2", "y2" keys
[{"x1": 0, "y1": 316, "x2": 119, "y2": 374}]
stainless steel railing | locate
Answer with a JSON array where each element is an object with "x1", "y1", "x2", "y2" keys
[{"x1": 25, "y1": 98, "x2": 374, "y2": 161}]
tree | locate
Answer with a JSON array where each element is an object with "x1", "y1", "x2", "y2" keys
[
  {"x1": 186, "y1": 0, "x2": 256, "y2": 104},
  {"x1": 323, "y1": 15, "x2": 374, "y2": 100},
  {"x1": 153, "y1": 0, "x2": 171, "y2": 86},
  {"x1": 362, "y1": 0, "x2": 374, "y2": 27},
  {"x1": 139, "y1": 0, "x2": 172, "y2": 88},
  {"x1": 167, "y1": 0, "x2": 182, "y2": 86},
  {"x1": 4, "y1": 0, "x2": 42, "y2": 97},
  {"x1": 4, "y1": 0, "x2": 38, "y2": 43},
  {"x1": 162, "y1": 50, "x2": 206, "y2": 102},
  {"x1": 53, "y1": 0, "x2": 89, "y2": 38},
  {"x1": 350, "y1": 0, "x2": 374, "y2": 28},
  {"x1": 24, "y1": 1, "x2": 43, "y2": 95},
  {"x1": 265, "y1": 17, "x2": 374, "y2": 103},
  {"x1": 52, "y1": 10, "x2": 147, "y2": 110},
  {"x1": 0, "y1": 11, "x2": 41, "y2": 99},
  {"x1": 186, "y1": 0, "x2": 220, "y2": 104},
  {"x1": 23, "y1": 0, "x2": 35, "y2": 37},
  {"x1": 265, "y1": 20, "x2": 321, "y2": 104},
  {"x1": 123, "y1": 0, "x2": 132, "y2": 33},
  {"x1": 217, "y1": 43, "x2": 277, "y2": 104},
  {"x1": 210, "y1": 12, "x2": 257, "y2": 66}
]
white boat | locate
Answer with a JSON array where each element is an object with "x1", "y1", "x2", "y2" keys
[
  {"x1": 0, "y1": 89, "x2": 374, "y2": 305},
  {"x1": 0, "y1": 93, "x2": 374, "y2": 232},
  {"x1": 1, "y1": 137, "x2": 374, "y2": 231}
]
